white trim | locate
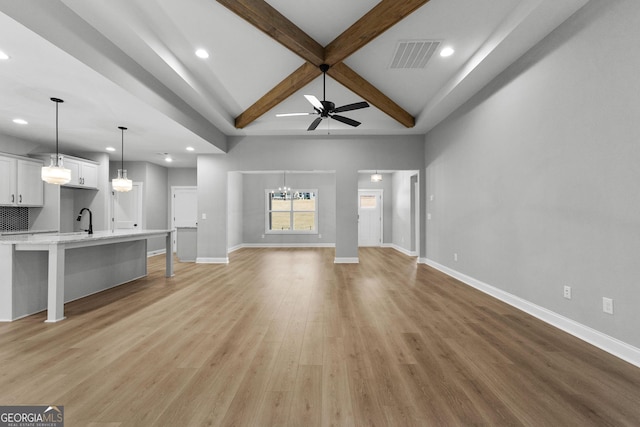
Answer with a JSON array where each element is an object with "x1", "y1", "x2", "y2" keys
[
  {"x1": 227, "y1": 243, "x2": 336, "y2": 256},
  {"x1": 234, "y1": 243, "x2": 335, "y2": 250},
  {"x1": 383, "y1": 243, "x2": 417, "y2": 257},
  {"x1": 147, "y1": 249, "x2": 165, "y2": 257},
  {"x1": 424, "y1": 258, "x2": 640, "y2": 368},
  {"x1": 334, "y1": 257, "x2": 359, "y2": 264},
  {"x1": 227, "y1": 244, "x2": 244, "y2": 253},
  {"x1": 196, "y1": 257, "x2": 229, "y2": 264},
  {"x1": 418, "y1": 257, "x2": 429, "y2": 264}
]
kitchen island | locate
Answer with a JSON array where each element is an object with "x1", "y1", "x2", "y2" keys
[{"x1": 0, "y1": 229, "x2": 174, "y2": 322}]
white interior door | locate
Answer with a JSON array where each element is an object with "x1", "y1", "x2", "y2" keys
[
  {"x1": 171, "y1": 186, "x2": 197, "y2": 251},
  {"x1": 358, "y1": 189, "x2": 383, "y2": 247},
  {"x1": 112, "y1": 182, "x2": 143, "y2": 230}
]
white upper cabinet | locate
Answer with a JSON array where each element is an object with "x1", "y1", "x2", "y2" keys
[
  {"x1": 61, "y1": 157, "x2": 99, "y2": 189},
  {"x1": 0, "y1": 155, "x2": 44, "y2": 206},
  {"x1": 16, "y1": 159, "x2": 44, "y2": 205},
  {"x1": 0, "y1": 156, "x2": 17, "y2": 205}
]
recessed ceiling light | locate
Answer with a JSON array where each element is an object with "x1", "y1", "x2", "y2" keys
[
  {"x1": 440, "y1": 46, "x2": 455, "y2": 57},
  {"x1": 12, "y1": 118, "x2": 28, "y2": 125},
  {"x1": 106, "y1": 147, "x2": 116, "y2": 152},
  {"x1": 186, "y1": 146, "x2": 195, "y2": 151},
  {"x1": 165, "y1": 156, "x2": 173, "y2": 162},
  {"x1": 195, "y1": 49, "x2": 209, "y2": 59},
  {"x1": 0, "y1": 51, "x2": 9, "y2": 60}
]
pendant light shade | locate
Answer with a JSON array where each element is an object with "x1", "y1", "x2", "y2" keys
[
  {"x1": 41, "y1": 97, "x2": 71, "y2": 185},
  {"x1": 371, "y1": 171, "x2": 382, "y2": 182},
  {"x1": 112, "y1": 126, "x2": 132, "y2": 192}
]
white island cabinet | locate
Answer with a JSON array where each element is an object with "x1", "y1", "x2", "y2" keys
[{"x1": 0, "y1": 229, "x2": 174, "y2": 322}]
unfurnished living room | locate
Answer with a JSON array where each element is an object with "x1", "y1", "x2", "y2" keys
[{"x1": 1, "y1": 0, "x2": 639, "y2": 426}]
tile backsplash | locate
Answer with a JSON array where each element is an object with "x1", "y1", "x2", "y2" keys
[{"x1": 0, "y1": 207, "x2": 29, "y2": 232}]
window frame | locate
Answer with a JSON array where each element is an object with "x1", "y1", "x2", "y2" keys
[{"x1": 265, "y1": 189, "x2": 318, "y2": 235}]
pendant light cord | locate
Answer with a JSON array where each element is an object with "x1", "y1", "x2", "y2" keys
[
  {"x1": 118, "y1": 126, "x2": 127, "y2": 170},
  {"x1": 51, "y1": 97, "x2": 64, "y2": 167}
]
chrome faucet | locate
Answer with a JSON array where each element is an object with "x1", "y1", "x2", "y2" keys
[{"x1": 77, "y1": 208, "x2": 93, "y2": 235}]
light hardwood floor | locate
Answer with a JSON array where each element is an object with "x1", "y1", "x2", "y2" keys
[{"x1": 1, "y1": 247, "x2": 639, "y2": 426}]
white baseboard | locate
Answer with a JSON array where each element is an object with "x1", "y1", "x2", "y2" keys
[
  {"x1": 147, "y1": 249, "x2": 166, "y2": 257},
  {"x1": 196, "y1": 257, "x2": 229, "y2": 264},
  {"x1": 424, "y1": 258, "x2": 640, "y2": 368},
  {"x1": 228, "y1": 244, "x2": 243, "y2": 253},
  {"x1": 334, "y1": 257, "x2": 359, "y2": 264},
  {"x1": 383, "y1": 243, "x2": 417, "y2": 257},
  {"x1": 236, "y1": 243, "x2": 335, "y2": 249}
]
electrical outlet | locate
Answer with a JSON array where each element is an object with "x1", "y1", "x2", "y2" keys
[
  {"x1": 602, "y1": 297, "x2": 614, "y2": 315},
  {"x1": 201, "y1": 213, "x2": 207, "y2": 220},
  {"x1": 318, "y1": 234, "x2": 322, "y2": 239},
  {"x1": 563, "y1": 285, "x2": 572, "y2": 299},
  {"x1": 454, "y1": 253, "x2": 458, "y2": 262},
  {"x1": 427, "y1": 213, "x2": 432, "y2": 220}
]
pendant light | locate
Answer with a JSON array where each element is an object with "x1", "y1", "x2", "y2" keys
[
  {"x1": 371, "y1": 171, "x2": 382, "y2": 182},
  {"x1": 112, "y1": 126, "x2": 133, "y2": 192},
  {"x1": 41, "y1": 97, "x2": 71, "y2": 184},
  {"x1": 278, "y1": 170, "x2": 290, "y2": 194}
]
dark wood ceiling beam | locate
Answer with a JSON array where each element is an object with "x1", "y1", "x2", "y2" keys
[
  {"x1": 220, "y1": 0, "x2": 427, "y2": 128},
  {"x1": 328, "y1": 63, "x2": 414, "y2": 128},
  {"x1": 324, "y1": 0, "x2": 431, "y2": 65},
  {"x1": 235, "y1": 62, "x2": 321, "y2": 129},
  {"x1": 216, "y1": 0, "x2": 325, "y2": 66}
]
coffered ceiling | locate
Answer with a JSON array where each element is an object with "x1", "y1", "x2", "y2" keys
[{"x1": 0, "y1": 0, "x2": 587, "y2": 167}]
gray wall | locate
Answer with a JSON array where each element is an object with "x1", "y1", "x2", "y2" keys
[
  {"x1": 0, "y1": 134, "x2": 42, "y2": 156},
  {"x1": 424, "y1": 0, "x2": 640, "y2": 348},
  {"x1": 111, "y1": 160, "x2": 169, "y2": 252},
  {"x1": 197, "y1": 135, "x2": 425, "y2": 261},
  {"x1": 144, "y1": 162, "x2": 169, "y2": 251},
  {"x1": 227, "y1": 171, "x2": 243, "y2": 249},
  {"x1": 241, "y1": 172, "x2": 336, "y2": 246},
  {"x1": 391, "y1": 171, "x2": 419, "y2": 253},
  {"x1": 168, "y1": 168, "x2": 197, "y2": 187}
]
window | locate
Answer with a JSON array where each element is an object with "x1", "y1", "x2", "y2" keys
[
  {"x1": 266, "y1": 189, "x2": 318, "y2": 234},
  {"x1": 359, "y1": 194, "x2": 377, "y2": 209}
]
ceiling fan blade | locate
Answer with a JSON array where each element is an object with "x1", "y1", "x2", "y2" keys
[
  {"x1": 307, "y1": 117, "x2": 323, "y2": 131},
  {"x1": 276, "y1": 112, "x2": 311, "y2": 117},
  {"x1": 333, "y1": 101, "x2": 370, "y2": 113},
  {"x1": 304, "y1": 95, "x2": 324, "y2": 111},
  {"x1": 331, "y1": 114, "x2": 361, "y2": 127}
]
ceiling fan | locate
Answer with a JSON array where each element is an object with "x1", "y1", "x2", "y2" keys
[{"x1": 277, "y1": 64, "x2": 370, "y2": 131}]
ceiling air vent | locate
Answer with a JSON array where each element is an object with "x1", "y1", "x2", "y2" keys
[{"x1": 390, "y1": 40, "x2": 440, "y2": 69}]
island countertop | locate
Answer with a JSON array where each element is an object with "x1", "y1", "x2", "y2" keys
[
  {"x1": 0, "y1": 229, "x2": 174, "y2": 323},
  {"x1": 0, "y1": 229, "x2": 174, "y2": 245}
]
